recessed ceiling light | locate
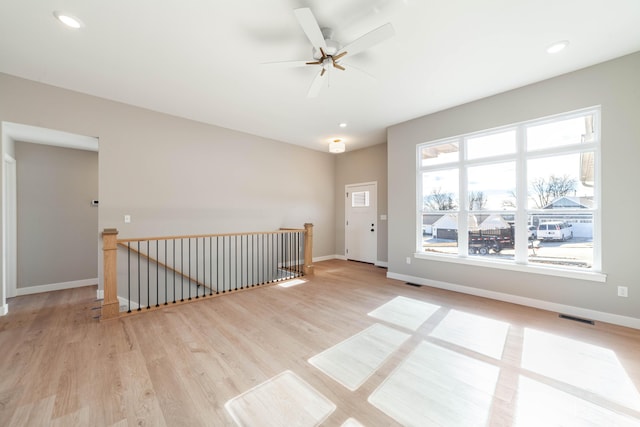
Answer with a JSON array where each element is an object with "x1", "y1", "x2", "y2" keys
[
  {"x1": 53, "y1": 11, "x2": 84, "y2": 29},
  {"x1": 339, "y1": 123, "x2": 347, "y2": 128},
  {"x1": 547, "y1": 40, "x2": 569, "y2": 54}
]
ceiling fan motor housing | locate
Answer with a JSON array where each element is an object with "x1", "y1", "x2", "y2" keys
[{"x1": 313, "y1": 38, "x2": 340, "y2": 59}]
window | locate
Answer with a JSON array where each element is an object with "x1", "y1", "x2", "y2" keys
[
  {"x1": 417, "y1": 107, "x2": 600, "y2": 275},
  {"x1": 352, "y1": 191, "x2": 370, "y2": 208}
]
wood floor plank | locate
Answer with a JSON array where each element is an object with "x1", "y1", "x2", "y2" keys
[
  {"x1": 1, "y1": 260, "x2": 639, "y2": 426},
  {"x1": 118, "y1": 349, "x2": 167, "y2": 427}
]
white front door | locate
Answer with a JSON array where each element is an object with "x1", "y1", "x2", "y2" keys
[{"x1": 345, "y1": 182, "x2": 377, "y2": 264}]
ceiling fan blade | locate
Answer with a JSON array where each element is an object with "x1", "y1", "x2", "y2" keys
[
  {"x1": 262, "y1": 60, "x2": 310, "y2": 68},
  {"x1": 320, "y1": 68, "x2": 326, "y2": 77},
  {"x1": 332, "y1": 51, "x2": 347, "y2": 61},
  {"x1": 307, "y1": 69, "x2": 326, "y2": 98},
  {"x1": 333, "y1": 62, "x2": 345, "y2": 71},
  {"x1": 294, "y1": 8, "x2": 327, "y2": 50},
  {"x1": 337, "y1": 23, "x2": 395, "y2": 57}
]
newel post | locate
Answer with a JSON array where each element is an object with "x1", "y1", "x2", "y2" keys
[
  {"x1": 303, "y1": 223, "x2": 314, "y2": 276},
  {"x1": 101, "y1": 228, "x2": 120, "y2": 320}
]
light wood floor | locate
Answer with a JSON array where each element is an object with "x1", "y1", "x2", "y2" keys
[{"x1": 1, "y1": 260, "x2": 640, "y2": 426}]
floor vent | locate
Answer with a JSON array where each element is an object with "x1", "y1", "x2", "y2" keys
[
  {"x1": 405, "y1": 282, "x2": 421, "y2": 287},
  {"x1": 559, "y1": 314, "x2": 595, "y2": 325}
]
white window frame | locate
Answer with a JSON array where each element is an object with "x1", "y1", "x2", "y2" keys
[{"x1": 415, "y1": 107, "x2": 606, "y2": 283}]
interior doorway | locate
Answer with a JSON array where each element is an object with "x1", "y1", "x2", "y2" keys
[
  {"x1": 1, "y1": 122, "x2": 98, "y2": 311},
  {"x1": 345, "y1": 182, "x2": 377, "y2": 264}
]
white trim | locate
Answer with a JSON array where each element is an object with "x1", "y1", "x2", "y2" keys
[
  {"x1": 413, "y1": 252, "x2": 607, "y2": 282},
  {"x1": 16, "y1": 278, "x2": 98, "y2": 296},
  {"x1": 0, "y1": 304, "x2": 7, "y2": 316},
  {"x1": 118, "y1": 296, "x2": 140, "y2": 311},
  {"x1": 96, "y1": 289, "x2": 104, "y2": 300},
  {"x1": 2, "y1": 153, "x2": 17, "y2": 300},
  {"x1": 387, "y1": 271, "x2": 640, "y2": 330},
  {"x1": 312, "y1": 254, "x2": 387, "y2": 266},
  {"x1": 314, "y1": 254, "x2": 343, "y2": 262},
  {"x1": 2, "y1": 122, "x2": 98, "y2": 152}
]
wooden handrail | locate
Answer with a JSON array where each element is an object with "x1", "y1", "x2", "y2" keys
[{"x1": 117, "y1": 228, "x2": 305, "y2": 244}]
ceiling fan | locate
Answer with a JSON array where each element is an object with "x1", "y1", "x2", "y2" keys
[{"x1": 270, "y1": 8, "x2": 395, "y2": 98}]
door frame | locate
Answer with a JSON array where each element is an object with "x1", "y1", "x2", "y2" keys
[
  {"x1": 345, "y1": 181, "x2": 378, "y2": 264},
  {"x1": 1, "y1": 122, "x2": 99, "y2": 311},
  {"x1": 3, "y1": 154, "x2": 16, "y2": 299}
]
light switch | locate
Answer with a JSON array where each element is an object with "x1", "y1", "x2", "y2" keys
[{"x1": 124, "y1": 215, "x2": 131, "y2": 223}]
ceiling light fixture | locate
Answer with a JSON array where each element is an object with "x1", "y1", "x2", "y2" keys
[
  {"x1": 547, "y1": 40, "x2": 569, "y2": 54},
  {"x1": 339, "y1": 123, "x2": 347, "y2": 128},
  {"x1": 329, "y1": 139, "x2": 345, "y2": 153},
  {"x1": 53, "y1": 11, "x2": 84, "y2": 29}
]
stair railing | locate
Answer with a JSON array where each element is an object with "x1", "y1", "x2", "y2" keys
[{"x1": 101, "y1": 224, "x2": 313, "y2": 320}]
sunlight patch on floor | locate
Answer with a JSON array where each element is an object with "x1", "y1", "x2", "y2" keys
[
  {"x1": 367, "y1": 296, "x2": 440, "y2": 331},
  {"x1": 522, "y1": 328, "x2": 640, "y2": 411},
  {"x1": 514, "y1": 376, "x2": 640, "y2": 426},
  {"x1": 225, "y1": 370, "x2": 335, "y2": 427},
  {"x1": 429, "y1": 309, "x2": 510, "y2": 359},
  {"x1": 309, "y1": 323, "x2": 410, "y2": 391},
  {"x1": 369, "y1": 340, "x2": 500, "y2": 426},
  {"x1": 340, "y1": 417, "x2": 365, "y2": 427},
  {"x1": 278, "y1": 278, "x2": 307, "y2": 288}
]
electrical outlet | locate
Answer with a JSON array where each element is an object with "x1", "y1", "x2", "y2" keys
[
  {"x1": 617, "y1": 286, "x2": 628, "y2": 298},
  {"x1": 406, "y1": 257, "x2": 411, "y2": 264},
  {"x1": 124, "y1": 214, "x2": 131, "y2": 224}
]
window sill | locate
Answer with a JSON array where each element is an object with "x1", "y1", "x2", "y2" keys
[{"x1": 413, "y1": 252, "x2": 607, "y2": 283}]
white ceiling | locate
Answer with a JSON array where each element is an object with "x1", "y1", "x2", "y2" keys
[{"x1": 1, "y1": 0, "x2": 639, "y2": 152}]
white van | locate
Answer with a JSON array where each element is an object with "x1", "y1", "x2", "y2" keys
[{"x1": 537, "y1": 222, "x2": 573, "y2": 241}]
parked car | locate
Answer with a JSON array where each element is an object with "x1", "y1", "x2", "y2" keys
[
  {"x1": 528, "y1": 225, "x2": 537, "y2": 240},
  {"x1": 537, "y1": 222, "x2": 573, "y2": 241}
]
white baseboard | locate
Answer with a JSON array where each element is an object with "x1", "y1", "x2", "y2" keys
[
  {"x1": 312, "y1": 255, "x2": 387, "y2": 267},
  {"x1": 16, "y1": 278, "x2": 98, "y2": 296},
  {"x1": 387, "y1": 271, "x2": 640, "y2": 330},
  {"x1": 0, "y1": 304, "x2": 7, "y2": 316},
  {"x1": 314, "y1": 254, "x2": 344, "y2": 262},
  {"x1": 118, "y1": 296, "x2": 140, "y2": 311},
  {"x1": 95, "y1": 292, "x2": 140, "y2": 312}
]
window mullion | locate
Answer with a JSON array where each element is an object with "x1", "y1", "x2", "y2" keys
[
  {"x1": 459, "y1": 138, "x2": 468, "y2": 256},
  {"x1": 515, "y1": 125, "x2": 528, "y2": 264}
]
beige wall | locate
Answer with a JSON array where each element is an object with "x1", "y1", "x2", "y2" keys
[
  {"x1": 335, "y1": 143, "x2": 388, "y2": 263},
  {"x1": 15, "y1": 142, "x2": 98, "y2": 287},
  {"x1": 0, "y1": 73, "x2": 336, "y2": 293},
  {"x1": 388, "y1": 52, "x2": 640, "y2": 323}
]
